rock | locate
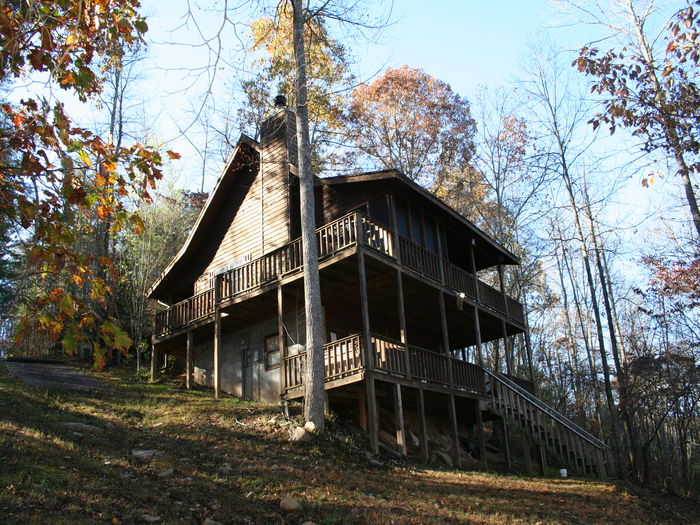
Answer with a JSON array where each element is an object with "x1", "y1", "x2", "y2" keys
[
  {"x1": 140, "y1": 515, "x2": 161, "y2": 523},
  {"x1": 369, "y1": 458, "x2": 384, "y2": 467},
  {"x1": 58, "y1": 422, "x2": 103, "y2": 432},
  {"x1": 203, "y1": 519, "x2": 222, "y2": 525},
  {"x1": 131, "y1": 450, "x2": 165, "y2": 460},
  {"x1": 303, "y1": 421, "x2": 317, "y2": 433},
  {"x1": 301, "y1": 522, "x2": 317, "y2": 525},
  {"x1": 289, "y1": 426, "x2": 312, "y2": 442},
  {"x1": 156, "y1": 468, "x2": 174, "y2": 478},
  {"x1": 218, "y1": 466, "x2": 233, "y2": 473},
  {"x1": 436, "y1": 450, "x2": 453, "y2": 467},
  {"x1": 279, "y1": 496, "x2": 302, "y2": 512},
  {"x1": 409, "y1": 431, "x2": 420, "y2": 447}
]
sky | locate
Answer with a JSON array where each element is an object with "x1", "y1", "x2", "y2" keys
[
  {"x1": 138, "y1": 0, "x2": 580, "y2": 187},
  {"x1": 29, "y1": 0, "x2": 680, "y2": 268}
]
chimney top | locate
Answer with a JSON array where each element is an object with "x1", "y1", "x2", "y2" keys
[{"x1": 274, "y1": 94, "x2": 287, "y2": 108}]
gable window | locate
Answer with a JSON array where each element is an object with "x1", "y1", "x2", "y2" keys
[{"x1": 263, "y1": 334, "x2": 280, "y2": 370}]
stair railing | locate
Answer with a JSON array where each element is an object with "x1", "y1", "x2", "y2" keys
[{"x1": 484, "y1": 369, "x2": 609, "y2": 451}]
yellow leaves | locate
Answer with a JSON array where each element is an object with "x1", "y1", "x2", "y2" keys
[
  {"x1": 65, "y1": 33, "x2": 78, "y2": 47},
  {"x1": 78, "y1": 149, "x2": 92, "y2": 167}
]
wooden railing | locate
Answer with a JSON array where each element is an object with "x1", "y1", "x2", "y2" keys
[
  {"x1": 409, "y1": 344, "x2": 450, "y2": 386},
  {"x1": 443, "y1": 263, "x2": 478, "y2": 301},
  {"x1": 453, "y1": 359, "x2": 486, "y2": 392},
  {"x1": 399, "y1": 237, "x2": 442, "y2": 281},
  {"x1": 153, "y1": 210, "x2": 526, "y2": 337},
  {"x1": 283, "y1": 334, "x2": 364, "y2": 390},
  {"x1": 371, "y1": 334, "x2": 406, "y2": 374},
  {"x1": 360, "y1": 216, "x2": 394, "y2": 257},
  {"x1": 283, "y1": 332, "x2": 486, "y2": 395}
]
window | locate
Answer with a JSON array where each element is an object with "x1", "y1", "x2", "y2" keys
[
  {"x1": 263, "y1": 334, "x2": 280, "y2": 370},
  {"x1": 410, "y1": 207, "x2": 424, "y2": 245},
  {"x1": 396, "y1": 199, "x2": 410, "y2": 238},
  {"x1": 424, "y1": 217, "x2": 439, "y2": 253},
  {"x1": 368, "y1": 195, "x2": 391, "y2": 227}
]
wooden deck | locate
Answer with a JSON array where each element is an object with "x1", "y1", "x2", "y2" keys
[
  {"x1": 154, "y1": 211, "x2": 526, "y2": 339},
  {"x1": 281, "y1": 333, "x2": 486, "y2": 399}
]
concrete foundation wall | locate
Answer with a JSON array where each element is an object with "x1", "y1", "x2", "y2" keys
[{"x1": 192, "y1": 311, "x2": 302, "y2": 402}]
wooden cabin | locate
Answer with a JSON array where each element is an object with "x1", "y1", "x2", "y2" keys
[{"x1": 148, "y1": 102, "x2": 610, "y2": 477}]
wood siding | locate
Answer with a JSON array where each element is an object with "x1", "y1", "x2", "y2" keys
[{"x1": 193, "y1": 109, "x2": 296, "y2": 294}]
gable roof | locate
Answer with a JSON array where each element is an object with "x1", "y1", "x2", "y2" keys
[
  {"x1": 148, "y1": 135, "x2": 260, "y2": 301},
  {"x1": 316, "y1": 170, "x2": 520, "y2": 266}
]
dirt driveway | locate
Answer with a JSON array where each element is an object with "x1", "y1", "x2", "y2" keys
[{"x1": 3, "y1": 359, "x2": 110, "y2": 391}]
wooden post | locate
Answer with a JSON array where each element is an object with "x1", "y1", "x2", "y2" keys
[
  {"x1": 389, "y1": 191, "x2": 401, "y2": 264},
  {"x1": 501, "y1": 418, "x2": 512, "y2": 469},
  {"x1": 417, "y1": 388, "x2": 429, "y2": 462},
  {"x1": 358, "y1": 249, "x2": 378, "y2": 454},
  {"x1": 501, "y1": 320, "x2": 512, "y2": 376},
  {"x1": 474, "y1": 399, "x2": 488, "y2": 470},
  {"x1": 278, "y1": 284, "x2": 286, "y2": 397},
  {"x1": 150, "y1": 342, "x2": 159, "y2": 382},
  {"x1": 438, "y1": 291, "x2": 454, "y2": 388},
  {"x1": 150, "y1": 316, "x2": 158, "y2": 382},
  {"x1": 396, "y1": 269, "x2": 411, "y2": 378},
  {"x1": 394, "y1": 383, "x2": 407, "y2": 456},
  {"x1": 213, "y1": 274, "x2": 222, "y2": 399},
  {"x1": 522, "y1": 433, "x2": 533, "y2": 476},
  {"x1": 472, "y1": 306, "x2": 484, "y2": 367},
  {"x1": 186, "y1": 330, "x2": 193, "y2": 389},
  {"x1": 448, "y1": 394, "x2": 461, "y2": 467}
]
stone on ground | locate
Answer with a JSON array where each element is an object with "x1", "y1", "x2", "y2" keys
[{"x1": 280, "y1": 496, "x2": 302, "y2": 512}]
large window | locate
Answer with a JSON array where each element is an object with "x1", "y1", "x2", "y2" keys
[
  {"x1": 396, "y1": 199, "x2": 410, "y2": 238},
  {"x1": 263, "y1": 334, "x2": 280, "y2": 370},
  {"x1": 368, "y1": 195, "x2": 391, "y2": 227},
  {"x1": 424, "y1": 217, "x2": 439, "y2": 253}
]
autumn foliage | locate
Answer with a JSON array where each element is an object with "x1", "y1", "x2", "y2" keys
[
  {"x1": 347, "y1": 65, "x2": 476, "y2": 186},
  {"x1": 0, "y1": 1, "x2": 177, "y2": 368}
]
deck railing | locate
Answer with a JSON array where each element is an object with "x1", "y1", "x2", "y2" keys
[
  {"x1": 154, "y1": 210, "x2": 525, "y2": 337},
  {"x1": 283, "y1": 332, "x2": 486, "y2": 395},
  {"x1": 284, "y1": 334, "x2": 363, "y2": 390}
]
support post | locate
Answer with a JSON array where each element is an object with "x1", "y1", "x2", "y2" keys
[
  {"x1": 417, "y1": 388, "x2": 429, "y2": 462},
  {"x1": 474, "y1": 399, "x2": 488, "y2": 470},
  {"x1": 394, "y1": 383, "x2": 407, "y2": 456},
  {"x1": 358, "y1": 249, "x2": 378, "y2": 454},
  {"x1": 501, "y1": 418, "x2": 512, "y2": 469},
  {"x1": 438, "y1": 291, "x2": 454, "y2": 388},
  {"x1": 150, "y1": 316, "x2": 158, "y2": 382},
  {"x1": 150, "y1": 341, "x2": 159, "y2": 382},
  {"x1": 213, "y1": 274, "x2": 222, "y2": 399},
  {"x1": 396, "y1": 269, "x2": 411, "y2": 379},
  {"x1": 473, "y1": 305, "x2": 484, "y2": 367},
  {"x1": 448, "y1": 394, "x2": 461, "y2": 467},
  {"x1": 278, "y1": 284, "x2": 286, "y2": 397},
  {"x1": 501, "y1": 320, "x2": 512, "y2": 376},
  {"x1": 186, "y1": 330, "x2": 193, "y2": 389}
]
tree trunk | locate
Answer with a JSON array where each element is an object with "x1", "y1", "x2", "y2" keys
[{"x1": 292, "y1": 0, "x2": 325, "y2": 432}]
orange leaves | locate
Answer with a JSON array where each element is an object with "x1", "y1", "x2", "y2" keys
[{"x1": 348, "y1": 65, "x2": 475, "y2": 185}]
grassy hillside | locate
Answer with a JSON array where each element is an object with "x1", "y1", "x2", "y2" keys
[{"x1": 0, "y1": 362, "x2": 697, "y2": 525}]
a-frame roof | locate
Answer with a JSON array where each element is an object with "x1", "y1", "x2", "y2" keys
[{"x1": 148, "y1": 135, "x2": 260, "y2": 301}]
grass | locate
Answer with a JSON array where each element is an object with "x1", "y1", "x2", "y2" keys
[{"x1": 1, "y1": 362, "x2": 698, "y2": 525}]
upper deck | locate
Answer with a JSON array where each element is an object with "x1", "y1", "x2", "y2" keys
[{"x1": 153, "y1": 211, "x2": 525, "y2": 340}]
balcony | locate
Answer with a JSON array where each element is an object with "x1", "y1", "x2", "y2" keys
[
  {"x1": 283, "y1": 333, "x2": 486, "y2": 397},
  {"x1": 154, "y1": 211, "x2": 525, "y2": 338}
]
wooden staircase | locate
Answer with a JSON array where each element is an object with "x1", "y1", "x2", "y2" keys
[{"x1": 484, "y1": 370, "x2": 611, "y2": 479}]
